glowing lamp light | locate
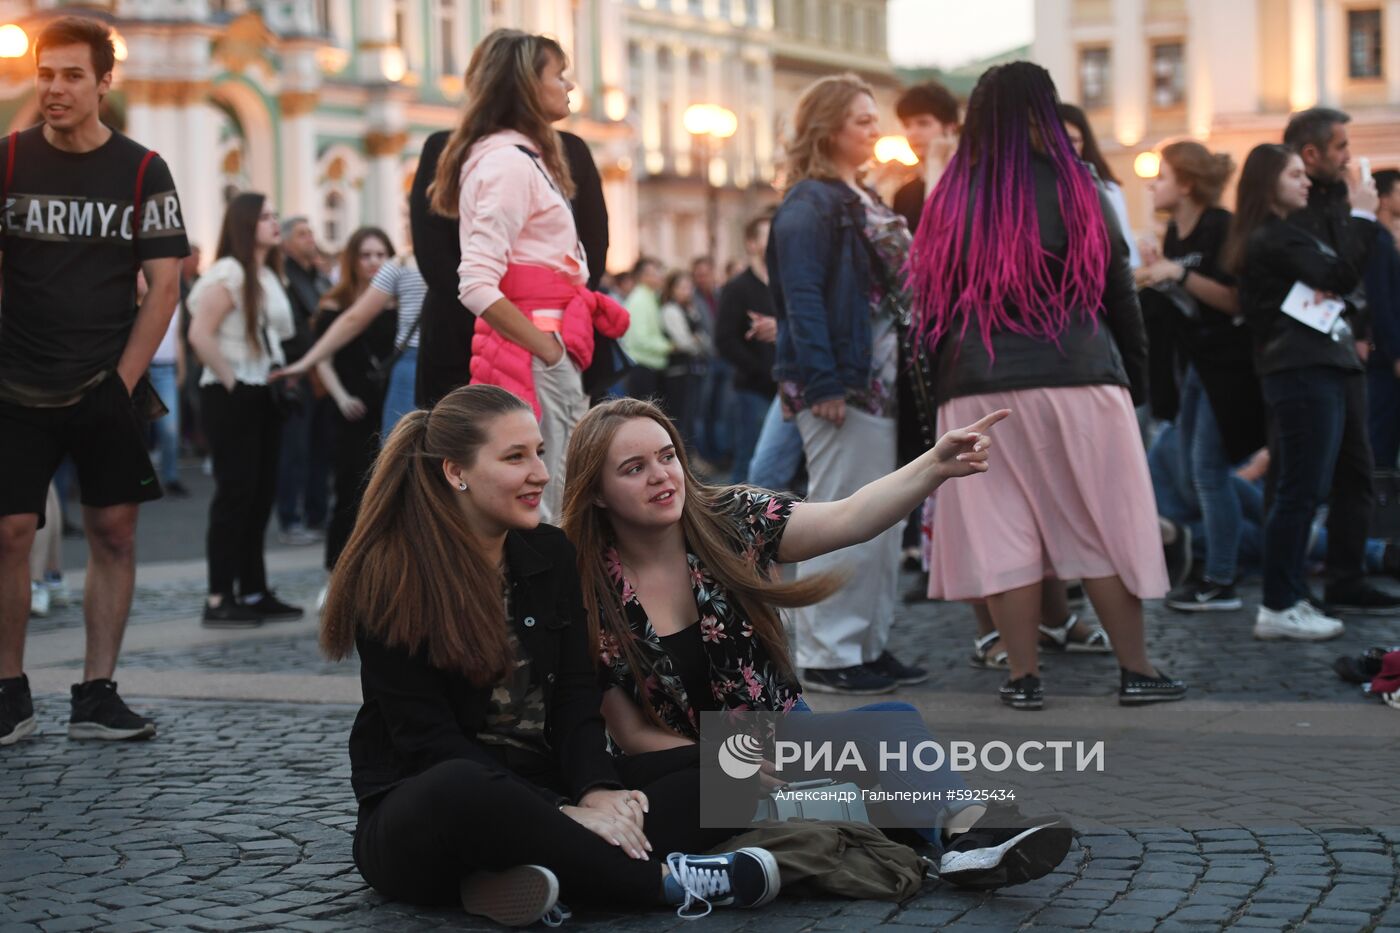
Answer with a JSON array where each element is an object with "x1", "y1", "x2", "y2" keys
[
  {"x1": 684, "y1": 103, "x2": 737, "y2": 139},
  {"x1": 382, "y1": 47, "x2": 407, "y2": 83},
  {"x1": 110, "y1": 31, "x2": 127, "y2": 63},
  {"x1": 1134, "y1": 150, "x2": 1161, "y2": 179},
  {"x1": 567, "y1": 87, "x2": 583, "y2": 113},
  {"x1": 0, "y1": 24, "x2": 28, "y2": 59},
  {"x1": 875, "y1": 135, "x2": 918, "y2": 166},
  {"x1": 603, "y1": 86, "x2": 629, "y2": 122}
]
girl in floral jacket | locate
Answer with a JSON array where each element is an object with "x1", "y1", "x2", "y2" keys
[{"x1": 561, "y1": 398, "x2": 1072, "y2": 890}]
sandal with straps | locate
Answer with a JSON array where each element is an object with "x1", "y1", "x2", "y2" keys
[
  {"x1": 970, "y1": 631, "x2": 1009, "y2": 669},
  {"x1": 1039, "y1": 613, "x2": 1113, "y2": 654}
]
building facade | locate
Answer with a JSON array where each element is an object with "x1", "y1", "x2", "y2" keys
[
  {"x1": 1034, "y1": 0, "x2": 1400, "y2": 242},
  {"x1": 0, "y1": 0, "x2": 894, "y2": 271}
]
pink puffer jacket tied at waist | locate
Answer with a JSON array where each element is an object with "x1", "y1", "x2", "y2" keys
[{"x1": 469, "y1": 262, "x2": 630, "y2": 417}]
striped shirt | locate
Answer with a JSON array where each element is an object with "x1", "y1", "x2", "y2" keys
[{"x1": 369, "y1": 256, "x2": 427, "y2": 349}]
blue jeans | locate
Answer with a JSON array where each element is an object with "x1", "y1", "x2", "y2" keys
[
  {"x1": 789, "y1": 698, "x2": 970, "y2": 852},
  {"x1": 276, "y1": 386, "x2": 332, "y2": 531},
  {"x1": 729, "y1": 389, "x2": 771, "y2": 484},
  {"x1": 1260, "y1": 367, "x2": 1349, "y2": 610},
  {"x1": 1366, "y1": 364, "x2": 1400, "y2": 469},
  {"x1": 698, "y1": 358, "x2": 734, "y2": 463},
  {"x1": 148, "y1": 363, "x2": 180, "y2": 485},
  {"x1": 1177, "y1": 369, "x2": 1243, "y2": 583},
  {"x1": 746, "y1": 396, "x2": 804, "y2": 491},
  {"x1": 381, "y1": 347, "x2": 418, "y2": 441}
]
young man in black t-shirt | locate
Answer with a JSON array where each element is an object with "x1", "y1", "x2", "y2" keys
[{"x1": 0, "y1": 17, "x2": 188, "y2": 746}]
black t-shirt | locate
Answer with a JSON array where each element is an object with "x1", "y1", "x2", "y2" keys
[
  {"x1": 1164, "y1": 206, "x2": 1249, "y2": 368},
  {"x1": 657, "y1": 623, "x2": 719, "y2": 715},
  {"x1": 0, "y1": 125, "x2": 189, "y2": 395},
  {"x1": 316, "y1": 299, "x2": 397, "y2": 400}
]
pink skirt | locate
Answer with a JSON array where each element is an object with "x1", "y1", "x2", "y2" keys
[{"x1": 929, "y1": 384, "x2": 1169, "y2": 601}]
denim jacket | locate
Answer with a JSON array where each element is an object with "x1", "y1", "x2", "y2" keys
[{"x1": 766, "y1": 178, "x2": 875, "y2": 406}]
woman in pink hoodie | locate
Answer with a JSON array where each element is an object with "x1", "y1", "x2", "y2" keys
[{"x1": 428, "y1": 29, "x2": 628, "y2": 522}]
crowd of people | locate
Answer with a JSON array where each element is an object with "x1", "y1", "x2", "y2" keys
[{"x1": 2, "y1": 12, "x2": 1400, "y2": 928}]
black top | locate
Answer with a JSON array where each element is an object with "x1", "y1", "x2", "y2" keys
[
  {"x1": 714, "y1": 267, "x2": 777, "y2": 397},
  {"x1": 410, "y1": 130, "x2": 610, "y2": 409},
  {"x1": 281, "y1": 258, "x2": 330, "y2": 363},
  {"x1": 1243, "y1": 214, "x2": 1364, "y2": 377},
  {"x1": 1288, "y1": 175, "x2": 1375, "y2": 339},
  {"x1": 317, "y1": 299, "x2": 396, "y2": 401},
  {"x1": 0, "y1": 125, "x2": 189, "y2": 395},
  {"x1": 892, "y1": 176, "x2": 926, "y2": 238},
  {"x1": 933, "y1": 158, "x2": 1147, "y2": 404},
  {"x1": 657, "y1": 623, "x2": 720, "y2": 715},
  {"x1": 1162, "y1": 207, "x2": 1264, "y2": 461},
  {"x1": 348, "y1": 524, "x2": 622, "y2": 804}
]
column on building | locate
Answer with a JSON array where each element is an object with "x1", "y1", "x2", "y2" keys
[
  {"x1": 756, "y1": 53, "x2": 776, "y2": 184},
  {"x1": 353, "y1": 0, "x2": 398, "y2": 83},
  {"x1": 670, "y1": 39, "x2": 691, "y2": 176},
  {"x1": 167, "y1": 21, "x2": 220, "y2": 261},
  {"x1": 1288, "y1": 0, "x2": 1318, "y2": 110},
  {"x1": 278, "y1": 38, "x2": 323, "y2": 234},
  {"x1": 602, "y1": 163, "x2": 639, "y2": 274},
  {"x1": 1110, "y1": 0, "x2": 1146, "y2": 147},
  {"x1": 363, "y1": 92, "x2": 408, "y2": 243},
  {"x1": 1386, "y1": 0, "x2": 1400, "y2": 103},
  {"x1": 1187, "y1": 0, "x2": 1258, "y2": 134},
  {"x1": 639, "y1": 38, "x2": 663, "y2": 175},
  {"x1": 1320, "y1": 0, "x2": 1344, "y2": 107},
  {"x1": 1032, "y1": 0, "x2": 1074, "y2": 103}
]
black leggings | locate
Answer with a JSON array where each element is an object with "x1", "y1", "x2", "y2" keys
[
  {"x1": 353, "y1": 746, "x2": 733, "y2": 908},
  {"x1": 201, "y1": 384, "x2": 281, "y2": 597}
]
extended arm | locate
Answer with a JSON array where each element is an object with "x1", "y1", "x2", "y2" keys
[
  {"x1": 279, "y1": 285, "x2": 393, "y2": 376},
  {"x1": 777, "y1": 409, "x2": 1009, "y2": 563}
]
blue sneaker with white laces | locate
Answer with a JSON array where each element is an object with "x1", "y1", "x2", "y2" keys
[{"x1": 663, "y1": 847, "x2": 780, "y2": 919}]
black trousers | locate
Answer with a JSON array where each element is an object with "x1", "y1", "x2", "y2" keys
[
  {"x1": 325, "y1": 394, "x2": 383, "y2": 571},
  {"x1": 353, "y1": 745, "x2": 733, "y2": 909},
  {"x1": 201, "y1": 384, "x2": 281, "y2": 597},
  {"x1": 1324, "y1": 371, "x2": 1374, "y2": 591}
]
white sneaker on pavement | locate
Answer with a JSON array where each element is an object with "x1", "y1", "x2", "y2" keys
[
  {"x1": 1253, "y1": 603, "x2": 1344, "y2": 641},
  {"x1": 29, "y1": 581, "x2": 50, "y2": 618},
  {"x1": 1296, "y1": 600, "x2": 1345, "y2": 629}
]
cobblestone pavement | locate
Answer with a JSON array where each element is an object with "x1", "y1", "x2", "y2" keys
[{"x1": 6, "y1": 554, "x2": 1400, "y2": 932}]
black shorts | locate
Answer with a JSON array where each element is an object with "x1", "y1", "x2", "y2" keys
[{"x1": 0, "y1": 373, "x2": 162, "y2": 526}]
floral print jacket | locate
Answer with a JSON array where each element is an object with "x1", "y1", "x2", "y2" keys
[{"x1": 597, "y1": 488, "x2": 802, "y2": 740}]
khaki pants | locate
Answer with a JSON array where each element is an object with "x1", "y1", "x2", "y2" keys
[{"x1": 531, "y1": 342, "x2": 589, "y2": 524}]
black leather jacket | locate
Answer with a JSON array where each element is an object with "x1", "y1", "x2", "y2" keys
[
  {"x1": 933, "y1": 157, "x2": 1147, "y2": 404},
  {"x1": 1242, "y1": 214, "x2": 1363, "y2": 377},
  {"x1": 348, "y1": 525, "x2": 621, "y2": 805}
]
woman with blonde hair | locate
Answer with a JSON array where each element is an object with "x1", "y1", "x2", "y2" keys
[
  {"x1": 1137, "y1": 140, "x2": 1262, "y2": 612},
  {"x1": 428, "y1": 28, "x2": 628, "y2": 523},
  {"x1": 765, "y1": 73, "x2": 924, "y2": 695},
  {"x1": 329, "y1": 384, "x2": 780, "y2": 925}
]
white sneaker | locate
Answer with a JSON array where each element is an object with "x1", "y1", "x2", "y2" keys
[
  {"x1": 44, "y1": 578, "x2": 72, "y2": 608},
  {"x1": 29, "y1": 581, "x2": 50, "y2": 618},
  {"x1": 1253, "y1": 603, "x2": 1344, "y2": 641},
  {"x1": 1296, "y1": 600, "x2": 1345, "y2": 629}
]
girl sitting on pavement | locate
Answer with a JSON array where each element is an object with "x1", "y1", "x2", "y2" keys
[
  {"x1": 561, "y1": 397, "x2": 1073, "y2": 891},
  {"x1": 324, "y1": 385, "x2": 780, "y2": 926}
]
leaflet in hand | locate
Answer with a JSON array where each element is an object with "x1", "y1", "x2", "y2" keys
[{"x1": 1280, "y1": 281, "x2": 1345, "y2": 334}]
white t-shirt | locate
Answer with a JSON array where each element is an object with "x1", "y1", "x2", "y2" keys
[
  {"x1": 151, "y1": 302, "x2": 181, "y2": 365},
  {"x1": 189, "y1": 256, "x2": 296, "y2": 387}
]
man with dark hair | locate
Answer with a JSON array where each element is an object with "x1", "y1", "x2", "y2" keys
[
  {"x1": 0, "y1": 16, "x2": 189, "y2": 745},
  {"x1": 892, "y1": 80, "x2": 960, "y2": 235},
  {"x1": 715, "y1": 211, "x2": 778, "y2": 483},
  {"x1": 1280, "y1": 107, "x2": 1399, "y2": 613},
  {"x1": 275, "y1": 216, "x2": 331, "y2": 545}
]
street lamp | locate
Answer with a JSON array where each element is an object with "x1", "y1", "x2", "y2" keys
[
  {"x1": 684, "y1": 102, "x2": 737, "y2": 260},
  {"x1": 0, "y1": 24, "x2": 27, "y2": 59},
  {"x1": 1133, "y1": 150, "x2": 1161, "y2": 179},
  {"x1": 875, "y1": 135, "x2": 918, "y2": 166}
]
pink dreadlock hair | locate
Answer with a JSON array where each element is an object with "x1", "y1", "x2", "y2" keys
[{"x1": 906, "y1": 61, "x2": 1109, "y2": 359}]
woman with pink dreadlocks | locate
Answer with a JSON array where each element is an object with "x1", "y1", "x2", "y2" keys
[{"x1": 907, "y1": 62, "x2": 1186, "y2": 711}]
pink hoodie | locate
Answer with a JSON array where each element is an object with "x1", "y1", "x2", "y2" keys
[{"x1": 456, "y1": 129, "x2": 588, "y2": 314}]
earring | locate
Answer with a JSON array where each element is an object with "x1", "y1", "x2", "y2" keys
[{"x1": 458, "y1": 482, "x2": 468, "y2": 491}]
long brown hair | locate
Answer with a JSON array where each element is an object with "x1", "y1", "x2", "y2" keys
[
  {"x1": 1222, "y1": 144, "x2": 1295, "y2": 276},
  {"x1": 1160, "y1": 139, "x2": 1236, "y2": 207},
  {"x1": 561, "y1": 398, "x2": 843, "y2": 726},
  {"x1": 428, "y1": 29, "x2": 575, "y2": 217},
  {"x1": 215, "y1": 192, "x2": 284, "y2": 353},
  {"x1": 321, "y1": 384, "x2": 532, "y2": 685},
  {"x1": 320, "y1": 226, "x2": 394, "y2": 314},
  {"x1": 781, "y1": 73, "x2": 875, "y2": 190}
]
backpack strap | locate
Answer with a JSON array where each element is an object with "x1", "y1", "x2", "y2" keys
[
  {"x1": 132, "y1": 149, "x2": 157, "y2": 268},
  {"x1": 4, "y1": 130, "x2": 15, "y2": 197}
]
